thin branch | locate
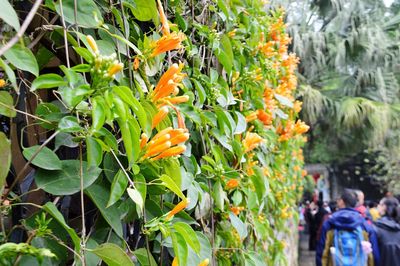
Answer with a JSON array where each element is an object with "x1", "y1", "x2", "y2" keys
[
  {"x1": 0, "y1": 0, "x2": 44, "y2": 56},
  {"x1": 79, "y1": 143, "x2": 87, "y2": 265},
  {"x1": 59, "y1": 0, "x2": 71, "y2": 68},
  {"x1": 110, "y1": 149, "x2": 136, "y2": 188},
  {"x1": 0, "y1": 101, "x2": 51, "y2": 124}
]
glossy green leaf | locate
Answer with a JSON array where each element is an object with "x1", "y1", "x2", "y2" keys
[
  {"x1": 88, "y1": 243, "x2": 134, "y2": 266},
  {"x1": 274, "y1": 93, "x2": 294, "y2": 108},
  {"x1": 124, "y1": 0, "x2": 158, "y2": 22},
  {"x1": 86, "y1": 183, "x2": 123, "y2": 238},
  {"x1": 159, "y1": 174, "x2": 185, "y2": 200},
  {"x1": 113, "y1": 86, "x2": 149, "y2": 134},
  {"x1": 251, "y1": 166, "x2": 267, "y2": 202},
  {"x1": 4, "y1": 44, "x2": 38, "y2": 76},
  {"x1": 173, "y1": 222, "x2": 201, "y2": 254},
  {"x1": 92, "y1": 97, "x2": 106, "y2": 131},
  {"x1": 0, "y1": 0, "x2": 20, "y2": 30},
  {"x1": 30, "y1": 74, "x2": 67, "y2": 91},
  {"x1": 234, "y1": 111, "x2": 247, "y2": 134},
  {"x1": 0, "y1": 91, "x2": 16, "y2": 117},
  {"x1": 134, "y1": 174, "x2": 147, "y2": 217},
  {"x1": 58, "y1": 116, "x2": 82, "y2": 133},
  {"x1": 0, "y1": 132, "x2": 11, "y2": 189},
  {"x1": 229, "y1": 212, "x2": 248, "y2": 240},
  {"x1": 0, "y1": 57, "x2": 17, "y2": 92},
  {"x1": 55, "y1": 0, "x2": 102, "y2": 28},
  {"x1": 127, "y1": 187, "x2": 144, "y2": 215},
  {"x1": 171, "y1": 231, "x2": 188, "y2": 266},
  {"x1": 117, "y1": 119, "x2": 134, "y2": 164},
  {"x1": 35, "y1": 102, "x2": 62, "y2": 129},
  {"x1": 73, "y1": 47, "x2": 94, "y2": 62},
  {"x1": 23, "y1": 145, "x2": 62, "y2": 170},
  {"x1": 132, "y1": 248, "x2": 157, "y2": 266},
  {"x1": 127, "y1": 118, "x2": 141, "y2": 162},
  {"x1": 86, "y1": 137, "x2": 103, "y2": 167},
  {"x1": 212, "y1": 180, "x2": 226, "y2": 211},
  {"x1": 107, "y1": 170, "x2": 128, "y2": 207},
  {"x1": 35, "y1": 160, "x2": 101, "y2": 195},
  {"x1": 42, "y1": 202, "x2": 80, "y2": 251}
]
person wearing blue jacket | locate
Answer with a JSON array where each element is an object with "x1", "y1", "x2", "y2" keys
[{"x1": 316, "y1": 189, "x2": 380, "y2": 266}]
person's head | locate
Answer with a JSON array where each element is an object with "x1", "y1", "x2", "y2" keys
[
  {"x1": 354, "y1": 189, "x2": 364, "y2": 206},
  {"x1": 337, "y1": 189, "x2": 358, "y2": 209},
  {"x1": 378, "y1": 197, "x2": 399, "y2": 220},
  {"x1": 368, "y1": 201, "x2": 377, "y2": 209}
]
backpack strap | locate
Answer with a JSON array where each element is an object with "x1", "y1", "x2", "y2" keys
[{"x1": 322, "y1": 230, "x2": 334, "y2": 266}]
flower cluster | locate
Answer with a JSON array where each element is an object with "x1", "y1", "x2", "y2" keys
[
  {"x1": 86, "y1": 35, "x2": 124, "y2": 88},
  {"x1": 140, "y1": 127, "x2": 189, "y2": 161}
]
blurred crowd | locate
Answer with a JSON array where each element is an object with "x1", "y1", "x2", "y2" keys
[{"x1": 299, "y1": 189, "x2": 400, "y2": 266}]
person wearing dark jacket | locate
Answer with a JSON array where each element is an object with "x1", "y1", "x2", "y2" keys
[
  {"x1": 316, "y1": 189, "x2": 380, "y2": 266},
  {"x1": 374, "y1": 196, "x2": 400, "y2": 266}
]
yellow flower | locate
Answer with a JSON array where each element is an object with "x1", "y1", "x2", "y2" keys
[
  {"x1": 172, "y1": 257, "x2": 178, "y2": 266},
  {"x1": 0, "y1": 79, "x2": 6, "y2": 88},
  {"x1": 294, "y1": 120, "x2": 309, "y2": 135},
  {"x1": 133, "y1": 57, "x2": 140, "y2": 70},
  {"x1": 86, "y1": 35, "x2": 98, "y2": 53},
  {"x1": 140, "y1": 133, "x2": 149, "y2": 149},
  {"x1": 107, "y1": 63, "x2": 124, "y2": 76},
  {"x1": 243, "y1": 132, "x2": 263, "y2": 152},
  {"x1": 157, "y1": 0, "x2": 170, "y2": 36},
  {"x1": 151, "y1": 145, "x2": 186, "y2": 161},
  {"x1": 198, "y1": 259, "x2": 210, "y2": 266}
]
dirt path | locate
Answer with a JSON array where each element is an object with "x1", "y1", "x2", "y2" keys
[{"x1": 298, "y1": 230, "x2": 315, "y2": 266}]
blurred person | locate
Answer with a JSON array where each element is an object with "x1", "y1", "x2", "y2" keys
[
  {"x1": 374, "y1": 197, "x2": 400, "y2": 266},
  {"x1": 316, "y1": 189, "x2": 379, "y2": 266},
  {"x1": 355, "y1": 189, "x2": 367, "y2": 218},
  {"x1": 367, "y1": 201, "x2": 380, "y2": 222}
]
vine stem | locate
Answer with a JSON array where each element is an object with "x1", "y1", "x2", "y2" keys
[
  {"x1": 59, "y1": 0, "x2": 71, "y2": 68},
  {"x1": 0, "y1": 100, "x2": 51, "y2": 124},
  {"x1": 110, "y1": 149, "x2": 136, "y2": 188},
  {"x1": 4, "y1": 130, "x2": 60, "y2": 199},
  {"x1": 0, "y1": 0, "x2": 44, "y2": 56},
  {"x1": 79, "y1": 143, "x2": 86, "y2": 265}
]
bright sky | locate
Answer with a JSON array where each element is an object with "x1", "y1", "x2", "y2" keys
[{"x1": 383, "y1": 0, "x2": 395, "y2": 7}]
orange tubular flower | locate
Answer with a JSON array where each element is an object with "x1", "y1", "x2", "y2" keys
[
  {"x1": 133, "y1": 57, "x2": 140, "y2": 70},
  {"x1": 157, "y1": 0, "x2": 170, "y2": 35},
  {"x1": 152, "y1": 127, "x2": 173, "y2": 140},
  {"x1": 150, "y1": 32, "x2": 186, "y2": 57},
  {"x1": 172, "y1": 257, "x2": 178, "y2": 266},
  {"x1": 152, "y1": 106, "x2": 169, "y2": 129},
  {"x1": 226, "y1": 179, "x2": 239, "y2": 189},
  {"x1": 294, "y1": 120, "x2": 310, "y2": 135},
  {"x1": 108, "y1": 63, "x2": 124, "y2": 76},
  {"x1": 166, "y1": 198, "x2": 190, "y2": 220},
  {"x1": 143, "y1": 141, "x2": 171, "y2": 159},
  {"x1": 246, "y1": 111, "x2": 258, "y2": 122},
  {"x1": 148, "y1": 133, "x2": 171, "y2": 148},
  {"x1": 198, "y1": 259, "x2": 210, "y2": 266},
  {"x1": 230, "y1": 206, "x2": 244, "y2": 216},
  {"x1": 257, "y1": 109, "x2": 272, "y2": 126},
  {"x1": 169, "y1": 132, "x2": 189, "y2": 146},
  {"x1": 152, "y1": 63, "x2": 185, "y2": 102},
  {"x1": 151, "y1": 145, "x2": 186, "y2": 161},
  {"x1": 293, "y1": 100, "x2": 302, "y2": 113},
  {"x1": 140, "y1": 133, "x2": 149, "y2": 149},
  {"x1": 164, "y1": 95, "x2": 189, "y2": 105},
  {"x1": 86, "y1": 35, "x2": 98, "y2": 54},
  {"x1": 243, "y1": 132, "x2": 263, "y2": 153}
]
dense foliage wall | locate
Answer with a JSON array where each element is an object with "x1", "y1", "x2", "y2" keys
[{"x1": 0, "y1": 0, "x2": 308, "y2": 265}]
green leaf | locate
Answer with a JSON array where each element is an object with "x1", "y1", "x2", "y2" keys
[
  {"x1": 117, "y1": 119, "x2": 134, "y2": 164},
  {"x1": 88, "y1": 243, "x2": 134, "y2": 266},
  {"x1": 35, "y1": 160, "x2": 101, "y2": 195},
  {"x1": 58, "y1": 116, "x2": 82, "y2": 133},
  {"x1": 173, "y1": 222, "x2": 201, "y2": 255},
  {"x1": 229, "y1": 212, "x2": 248, "y2": 240},
  {"x1": 123, "y1": 0, "x2": 158, "y2": 22},
  {"x1": 171, "y1": 231, "x2": 188, "y2": 266},
  {"x1": 107, "y1": 170, "x2": 128, "y2": 207},
  {"x1": 42, "y1": 202, "x2": 80, "y2": 251},
  {"x1": 86, "y1": 137, "x2": 103, "y2": 167},
  {"x1": 0, "y1": 132, "x2": 11, "y2": 189},
  {"x1": 250, "y1": 166, "x2": 267, "y2": 202},
  {"x1": 91, "y1": 97, "x2": 106, "y2": 131},
  {"x1": 30, "y1": 74, "x2": 67, "y2": 91},
  {"x1": 0, "y1": 58, "x2": 18, "y2": 92},
  {"x1": 3, "y1": 44, "x2": 39, "y2": 76},
  {"x1": 55, "y1": 0, "x2": 102, "y2": 28},
  {"x1": 212, "y1": 180, "x2": 226, "y2": 211},
  {"x1": 0, "y1": 91, "x2": 16, "y2": 117},
  {"x1": 159, "y1": 174, "x2": 185, "y2": 200},
  {"x1": 234, "y1": 111, "x2": 247, "y2": 134},
  {"x1": 134, "y1": 174, "x2": 147, "y2": 217},
  {"x1": 73, "y1": 47, "x2": 94, "y2": 63},
  {"x1": 127, "y1": 187, "x2": 144, "y2": 214},
  {"x1": 23, "y1": 145, "x2": 62, "y2": 170},
  {"x1": 132, "y1": 248, "x2": 157, "y2": 266},
  {"x1": 0, "y1": 0, "x2": 20, "y2": 30},
  {"x1": 215, "y1": 34, "x2": 233, "y2": 73},
  {"x1": 113, "y1": 86, "x2": 149, "y2": 134},
  {"x1": 164, "y1": 158, "x2": 182, "y2": 189},
  {"x1": 85, "y1": 183, "x2": 123, "y2": 238}
]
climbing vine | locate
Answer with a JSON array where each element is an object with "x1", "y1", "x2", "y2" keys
[{"x1": 0, "y1": 0, "x2": 308, "y2": 265}]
